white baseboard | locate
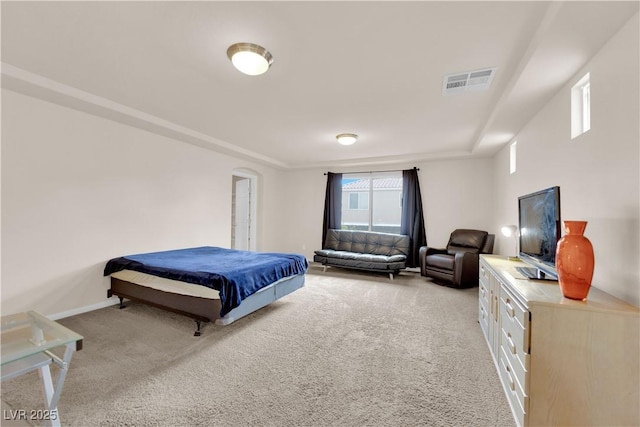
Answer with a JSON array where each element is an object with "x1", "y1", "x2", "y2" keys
[{"x1": 49, "y1": 299, "x2": 120, "y2": 320}]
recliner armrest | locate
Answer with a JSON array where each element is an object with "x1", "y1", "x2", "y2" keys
[
  {"x1": 453, "y1": 251, "x2": 480, "y2": 287},
  {"x1": 418, "y1": 246, "x2": 447, "y2": 276},
  {"x1": 423, "y1": 246, "x2": 448, "y2": 256}
]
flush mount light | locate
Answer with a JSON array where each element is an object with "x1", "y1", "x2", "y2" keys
[
  {"x1": 227, "y1": 42, "x2": 273, "y2": 76},
  {"x1": 336, "y1": 133, "x2": 358, "y2": 146}
]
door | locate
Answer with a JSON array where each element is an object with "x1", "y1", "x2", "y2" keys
[{"x1": 233, "y1": 178, "x2": 251, "y2": 250}]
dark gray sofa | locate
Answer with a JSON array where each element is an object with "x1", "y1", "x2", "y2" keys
[{"x1": 314, "y1": 229, "x2": 410, "y2": 279}]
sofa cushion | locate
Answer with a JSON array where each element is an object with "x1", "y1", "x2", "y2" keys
[
  {"x1": 324, "y1": 229, "x2": 409, "y2": 256},
  {"x1": 319, "y1": 250, "x2": 406, "y2": 264},
  {"x1": 314, "y1": 249, "x2": 332, "y2": 257},
  {"x1": 314, "y1": 254, "x2": 406, "y2": 271},
  {"x1": 317, "y1": 229, "x2": 410, "y2": 274}
]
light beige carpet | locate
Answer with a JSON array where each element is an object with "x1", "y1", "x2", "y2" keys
[{"x1": 1, "y1": 265, "x2": 514, "y2": 426}]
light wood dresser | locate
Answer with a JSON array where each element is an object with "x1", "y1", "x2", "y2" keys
[{"x1": 478, "y1": 255, "x2": 639, "y2": 426}]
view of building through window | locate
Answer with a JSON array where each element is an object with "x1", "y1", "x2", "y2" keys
[{"x1": 341, "y1": 172, "x2": 403, "y2": 233}]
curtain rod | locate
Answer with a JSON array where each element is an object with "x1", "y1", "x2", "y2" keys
[{"x1": 324, "y1": 167, "x2": 419, "y2": 176}]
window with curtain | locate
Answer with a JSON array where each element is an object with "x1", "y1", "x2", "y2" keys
[{"x1": 340, "y1": 172, "x2": 403, "y2": 233}]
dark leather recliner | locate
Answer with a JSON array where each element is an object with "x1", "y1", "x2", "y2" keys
[{"x1": 419, "y1": 229, "x2": 495, "y2": 288}]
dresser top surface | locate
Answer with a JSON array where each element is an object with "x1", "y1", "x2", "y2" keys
[{"x1": 480, "y1": 255, "x2": 639, "y2": 314}]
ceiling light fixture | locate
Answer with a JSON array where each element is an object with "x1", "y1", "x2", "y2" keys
[
  {"x1": 336, "y1": 133, "x2": 358, "y2": 146},
  {"x1": 227, "y1": 42, "x2": 273, "y2": 76}
]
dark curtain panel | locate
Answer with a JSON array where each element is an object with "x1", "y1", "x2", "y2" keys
[
  {"x1": 322, "y1": 172, "x2": 343, "y2": 248},
  {"x1": 401, "y1": 168, "x2": 427, "y2": 268}
]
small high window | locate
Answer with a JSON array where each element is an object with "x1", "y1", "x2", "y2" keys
[{"x1": 571, "y1": 73, "x2": 591, "y2": 139}]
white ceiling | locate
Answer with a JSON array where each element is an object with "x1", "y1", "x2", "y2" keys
[{"x1": 2, "y1": 1, "x2": 638, "y2": 170}]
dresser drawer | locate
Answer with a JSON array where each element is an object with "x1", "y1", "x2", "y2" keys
[
  {"x1": 500, "y1": 325, "x2": 530, "y2": 391},
  {"x1": 499, "y1": 346, "x2": 528, "y2": 427},
  {"x1": 479, "y1": 300, "x2": 490, "y2": 339},
  {"x1": 479, "y1": 261, "x2": 490, "y2": 287},
  {"x1": 500, "y1": 285, "x2": 529, "y2": 336},
  {"x1": 479, "y1": 278, "x2": 490, "y2": 309},
  {"x1": 500, "y1": 291, "x2": 530, "y2": 354}
]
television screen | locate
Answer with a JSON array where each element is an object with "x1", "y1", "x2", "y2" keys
[{"x1": 518, "y1": 186, "x2": 561, "y2": 278}]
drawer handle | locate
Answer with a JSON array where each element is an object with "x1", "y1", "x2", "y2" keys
[
  {"x1": 506, "y1": 332, "x2": 516, "y2": 354},
  {"x1": 505, "y1": 363, "x2": 515, "y2": 391},
  {"x1": 505, "y1": 298, "x2": 516, "y2": 318},
  {"x1": 490, "y1": 291, "x2": 494, "y2": 315}
]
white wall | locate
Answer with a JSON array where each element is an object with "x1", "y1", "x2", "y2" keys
[
  {"x1": 493, "y1": 13, "x2": 640, "y2": 306},
  {"x1": 1, "y1": 89, "x2": 281, "y2": 317},
  {"x1": 420, "y1": 158, "x2": 494, "y2": 248},
  {"x1": 277, "y1": 167, "x2": 327, "y2": 257},
  {"x1": 278, "y1": 158, "x2": 495, "y2": 259}
]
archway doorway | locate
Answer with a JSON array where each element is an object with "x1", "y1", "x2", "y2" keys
[{"x1": 231, "y1": 169, "x2": 258, "y2": 251}]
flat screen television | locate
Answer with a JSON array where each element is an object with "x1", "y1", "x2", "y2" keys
[{"x1": 518, "y1": 186, "x2": 561, "y2": 280}]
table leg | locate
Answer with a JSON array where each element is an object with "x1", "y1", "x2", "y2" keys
[
  {"x1": 37, "y1": 343, "x2": 75, "y2": 427},
  {"x1": 37, "y1": 364, "x2": 60, "y2": 427}
]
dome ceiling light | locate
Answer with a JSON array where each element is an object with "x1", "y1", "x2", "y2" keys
[
  {"x1": 336, "y1": 133, "x2": 358, "y2": 146},
  {"x1": 227, "y1": 42, "x2": 274, "y2": 76}
]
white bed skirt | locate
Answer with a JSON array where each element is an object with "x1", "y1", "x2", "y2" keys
[{"x1": 216, "y1": 273, "x2": 305, "y2": 325}]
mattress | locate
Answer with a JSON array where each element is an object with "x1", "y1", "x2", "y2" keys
[
  {"x1": 110, "y1": 269, "x2": 220, "y2": 299},
  {"x1": 104, "y1": 246, "x2": 309, "y2": 317}
]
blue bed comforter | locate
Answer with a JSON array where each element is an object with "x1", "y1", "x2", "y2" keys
[{"x1": 104, "y1": 246, "x2": 308, "y2": 317}]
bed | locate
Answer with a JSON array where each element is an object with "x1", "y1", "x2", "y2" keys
[{"x1": 103, "y1": 246, "x2": 308, "y2": 335}]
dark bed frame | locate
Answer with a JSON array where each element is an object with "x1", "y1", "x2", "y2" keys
[
  {"x1": 108, "y1": 272, "x2": 306, "y2": 336},
  {"x1": 108, "y1": 277, "x2": 220, "y2": 336}
]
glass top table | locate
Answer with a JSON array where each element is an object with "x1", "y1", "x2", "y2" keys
[
  {"x1": 1, "y1": 311, "x2": 83, "y2": 365},
  {"x1": 1, "y1": 311, "x2": 83, "y2": 427}
]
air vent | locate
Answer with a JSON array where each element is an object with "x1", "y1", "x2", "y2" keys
[{"x1": 443, "y1": 67, "x2": 496, "y2": 95}]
